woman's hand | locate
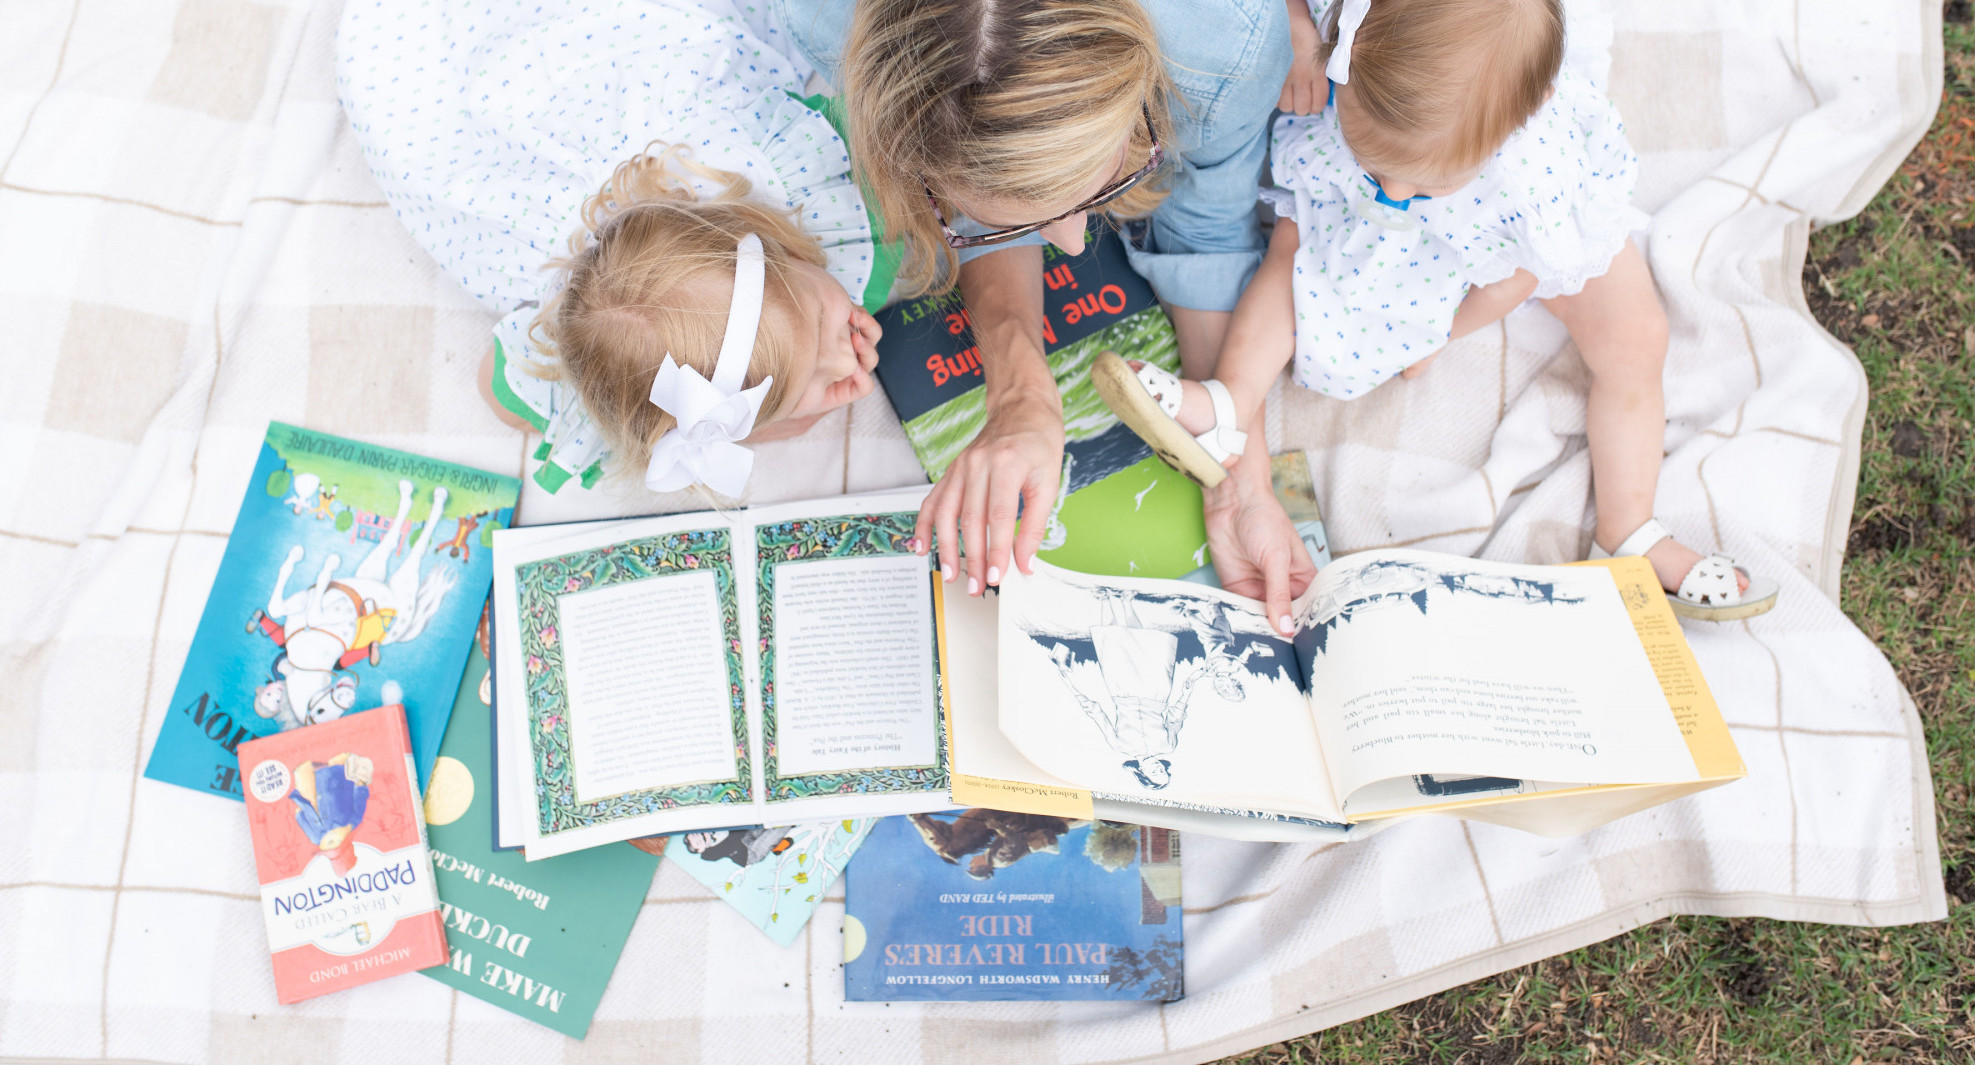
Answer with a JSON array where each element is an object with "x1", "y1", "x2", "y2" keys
[
  {"x1": 913, "y1": 384, "x2": 1064, "y2": 594},
  {"x1": 1203, "y1": 446, "x2": 1316, "y2": 634}
]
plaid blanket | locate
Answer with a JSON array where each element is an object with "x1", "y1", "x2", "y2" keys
[{"x1": 0, "y1": 0, "x2": 1945, "y2": 1061}]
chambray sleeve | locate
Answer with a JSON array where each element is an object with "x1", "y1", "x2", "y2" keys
[{"x1": 1123, "y1": 0, "x2": 1293, "y2": 313}]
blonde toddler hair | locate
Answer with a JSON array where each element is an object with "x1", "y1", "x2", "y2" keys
[
  {"x1": 841, "y1": 0, "x2": 1178, "y2": 297},
  {"x1": 529, "y1": 144, "x2": 829, "y2": 479},
  {"x1": 1317, "y1": 0, "x2": 1564, "y2": 178}
]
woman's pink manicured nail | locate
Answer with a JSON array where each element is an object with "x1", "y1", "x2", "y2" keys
[
  {"x1": 987, "y1": 567, "x2": 1000, "y2": 586},
  {"x1": 968, "y1": 577, "x2": 980, "y2": 596},
  {"x1": 1278, "y1": 615, "x2": 1293, "y2": 633},
  {"x1": 940, "y1": 562, "x2": 954, "y2": 581},
  {"x1": 906, "y1": 537, "x2": 922, "y2": 553}
]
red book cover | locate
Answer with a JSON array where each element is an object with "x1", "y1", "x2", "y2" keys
[{"x1": 240, "y1": 705, "x2": 448, "y2": 1003}]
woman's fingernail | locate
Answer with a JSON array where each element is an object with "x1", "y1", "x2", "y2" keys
[
  {"x1": 940, "y1": 562, "x2": 954, "y2": 581},
  {"x1": 968, "y1": 577, "x2": 981, "y2": 596},
  {"x1": 906, "y1": 537, "x2": 923, "y2": 553},
  {"x1": 987, "y1": 566, "x2": 1001, "y2": 586},
  {"x1": 1278, "y1": 615, "x2": 1294, "y2": 633}
]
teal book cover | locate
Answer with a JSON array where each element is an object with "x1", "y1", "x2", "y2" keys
[
  {"x1": 420, "y1": 604, "x2": 663, "y2": 1037},
  {"x1": 844, "y1": 813, "x2": 1183, "y2": 1001},
  {"x1": 145, "y1": 423, "x2": 519, "y2": 799},
  {"x1": 872, "y1": 226, "x2": 1208, "y2": 579},
  {"x1": 668, "y1": 819, "x2": 875, "y2": 947}
]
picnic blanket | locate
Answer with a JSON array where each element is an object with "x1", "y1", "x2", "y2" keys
[{"x1": 0, "y1": 0, "x2": 1947, "y2": 1061}]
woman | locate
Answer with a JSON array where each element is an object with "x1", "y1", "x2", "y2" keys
[{"x1": 769, "y1": 0, "x2": 1317, "y2": 624}]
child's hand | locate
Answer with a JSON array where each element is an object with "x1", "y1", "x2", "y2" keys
[
  {"x1": 820, "y1": 304, "x2": 881, "y2": 408},
  {"x1": 850, "y1": 304, "x2": 881, "y2": 374},
  {"x1": 1278, "y1": 1, "x2": 1327, "y2": 115}
]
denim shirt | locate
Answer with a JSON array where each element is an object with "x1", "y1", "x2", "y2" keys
[{"x1": 767, "y1": 0, "x2": 1288, "y2": 312}]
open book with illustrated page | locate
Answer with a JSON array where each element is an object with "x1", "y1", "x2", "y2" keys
[
  {"x1": 489, "y1": 486, "x2": 952, "y2": 859},
  {"x1": 944, "y1": 548, "x2": 1743, "y2": 839}
]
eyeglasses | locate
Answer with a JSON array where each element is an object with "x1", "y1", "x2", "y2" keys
[{"x1": 924, "y1": 106, "x2": 1165, "y2": 250}]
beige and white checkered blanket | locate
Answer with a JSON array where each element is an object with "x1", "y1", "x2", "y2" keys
[{"x1": 0, "y1": 0, "x2": 1947, "y2": 1062}]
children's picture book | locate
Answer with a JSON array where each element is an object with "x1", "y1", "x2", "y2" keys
[
  {"x1": 936, "y1": 452, "x2": 1352, "y2": 841},
  {"x1": 419, "y1": 601, "x2": 661, "y2": 1037},
  {"x1": 239, "y1": 703, "x2": 449, "y2": 1003},
  {"x1": 489, "y1": 486, "x2": 953, "y2": 859},
  {"x1": 668, "y1": 819, "x2": 874, "y2": 947},
  {"x1": 147, "y1": 423, "x2": 519, "y2": 799},
  {"x1": 981, "y1": 551, "x2": 1744, "y2": 836},
  {"x1": 844, "y1": 814, "x2": 1182, "y2": 1001},
  {"x1": 872, "y1": 224, "x2": 1207, "y2": 579}
]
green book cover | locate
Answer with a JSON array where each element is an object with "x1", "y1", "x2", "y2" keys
[
  {"x1": 418, "y1": 602, "x2": 661, "y2": 1038},
  {"x1": 871, "y1": 226, "x2": 1208, "y2": 579}
]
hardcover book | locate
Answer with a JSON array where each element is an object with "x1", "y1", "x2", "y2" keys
[
  {"x1": 668, "y1": 819, "x2": 875, "y2": 947},
  {"x1": 974, "y1": 551, "x2": 1744, "y2": 835},
  {"x1": 239, "y1": 704, "x2": 448, "y2": 1003},
  {"x1": 871, "y1": 225, "x2": 1207, "y2": 579},
  {"x1": 147, "y1": 422, "x2": 519, "y2": 799},
  {"x1": 489, "y1": 486, "x2": 953, "y2": 858},
  {"x1": 419, "y1": 602, "x2": 662, "y2": 1037},
  {"x1": 844, "y1": 813, "x2": 1183, "y2": 1001}
]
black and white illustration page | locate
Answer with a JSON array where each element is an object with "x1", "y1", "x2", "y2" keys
[
  {"x1": 1295, "y1": 550, "x2": 1700, "y2": 812},
  {"x1": 997, "y1": 560, "x2": 1343, "y2": 821}
]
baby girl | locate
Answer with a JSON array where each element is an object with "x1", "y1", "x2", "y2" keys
[{"x1": 1098, "y1": 0, "x2": 1776, "y2": 622}]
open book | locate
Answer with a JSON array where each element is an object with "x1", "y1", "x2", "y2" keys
[
  {"x1": 489, "y1": 487, "x2": 951, "y2": 859},
  {"x1": 959, "y1": 549, "x2": 1741, "y2": 837}
]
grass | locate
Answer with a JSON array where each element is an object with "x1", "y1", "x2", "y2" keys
[{"x1": 1220, "y1": 10, "x2": 1975, "y2": 1063}]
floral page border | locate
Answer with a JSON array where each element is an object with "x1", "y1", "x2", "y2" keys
[
  {"x1": 514, "y1": 529, "x2": 750, "y2": 833},
  {"x1": 755, "y1": 511, "x2": 949, "y2": 801}
]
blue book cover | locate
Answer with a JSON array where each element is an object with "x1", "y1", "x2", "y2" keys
[
  {"x1": 668, "y1": 819, "x2": 875, "y2": 947},
  {"x1": 844, "y1": 814, "x2": 1183, "y2": 1001},
  {"x1": 146, "y1": 422, "x2": 519, "y2": 799}
]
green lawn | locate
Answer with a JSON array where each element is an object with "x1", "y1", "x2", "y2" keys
[{"x1": 1225, "y1": 13, "x2": 1975, "y2": 1063}]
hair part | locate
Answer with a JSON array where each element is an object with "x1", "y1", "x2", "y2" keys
[
  {"x1": 527, "y1": 144, "x2": 828, "y2": 487},
  {"x1": 842, "y1": 0, "x2": 1178, "y2": 296},
  {"x1": 1320, "y1": 0, "x2": 1564, "y2": 177}
]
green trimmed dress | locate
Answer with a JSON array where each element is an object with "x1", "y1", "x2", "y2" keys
[{"x1": 336, "y1": 0, "x2": 897, "y2": 492}]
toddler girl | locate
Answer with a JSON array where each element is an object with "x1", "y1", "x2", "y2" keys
[
  {"x1": 336, "y1": 0, "x2": 887, "y2": 497},
  {"x1": 1096, "y1": 0, "x2": 1776, "y2": 620}
]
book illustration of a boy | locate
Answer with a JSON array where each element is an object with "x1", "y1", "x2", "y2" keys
[
  {"x1": 1031, "y1": 589, "x2": 1288, "y2": 790},
  {"x1": 1302, "y1": 559, "x2": 1589, "y2": 657},
  {"x1": 246, "y1": 480, "x2": 459, "y2": 730},
  {"x1": 289, "y1": 753, "x2": 373, "y2": 876},
  {"x1": 907, "y1": 810, "x2": 1074, "y2": 880}
]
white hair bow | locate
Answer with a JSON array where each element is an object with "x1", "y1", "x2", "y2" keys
[
  {"x1": 1325, "y1": 0, "x2": 1372, "y2": 85},
  {"x1": 644, "y1": 233, "x2": 774, "y2": 496}
]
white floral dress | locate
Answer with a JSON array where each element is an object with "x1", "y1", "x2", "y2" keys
[
  {"x1": 336, "y1": 0, "x2": 893, "y2": 491},
  {"x1": 1265, "y1": 61, "x2": 1648, "y2": 399}
]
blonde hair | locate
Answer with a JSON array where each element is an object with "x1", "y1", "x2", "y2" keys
[
  {"x1": 529, "y1": 145, "x2": 828, "y2": 482},
  {"x1": 1319, "y1": 0, "x2": 1563, "y2": 177},
  {"x1": 842, "y1": 0, "x2": 1177, "y2": 297}
]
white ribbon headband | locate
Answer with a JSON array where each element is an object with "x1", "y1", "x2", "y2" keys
[
  {"x1": 644, "y1": 233, "x2": 773, "y2": 496},
  {"x1": 1325, "y1": 0, "x2": 1372, "y2": 84}
]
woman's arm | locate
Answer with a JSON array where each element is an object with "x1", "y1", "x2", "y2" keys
[{"x1": 911, "y1": 245, "x2": 1066, "y2": 594}]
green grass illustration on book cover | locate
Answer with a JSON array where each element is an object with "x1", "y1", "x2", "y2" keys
[
  {"x1": 420, "y1": 603, "x2": 661, "y2": 1038},
  {"x1": 872, "y1": 228, "x2": 1208, "y2": 579}
]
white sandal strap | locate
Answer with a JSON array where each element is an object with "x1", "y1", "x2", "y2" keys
[
  {"x1": 1132, "y1": 362, "x2": 1184, "y2": 420},
  {"x1": 1196, "y1": 380, "x2": 1248, "y2": 463},
  {"x1": 1676, "y1": 555, "x2": 1744, "y2": 607},
  {"x1": 1594, "y1": 517, "x2": 1675, "y2": 560}
]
